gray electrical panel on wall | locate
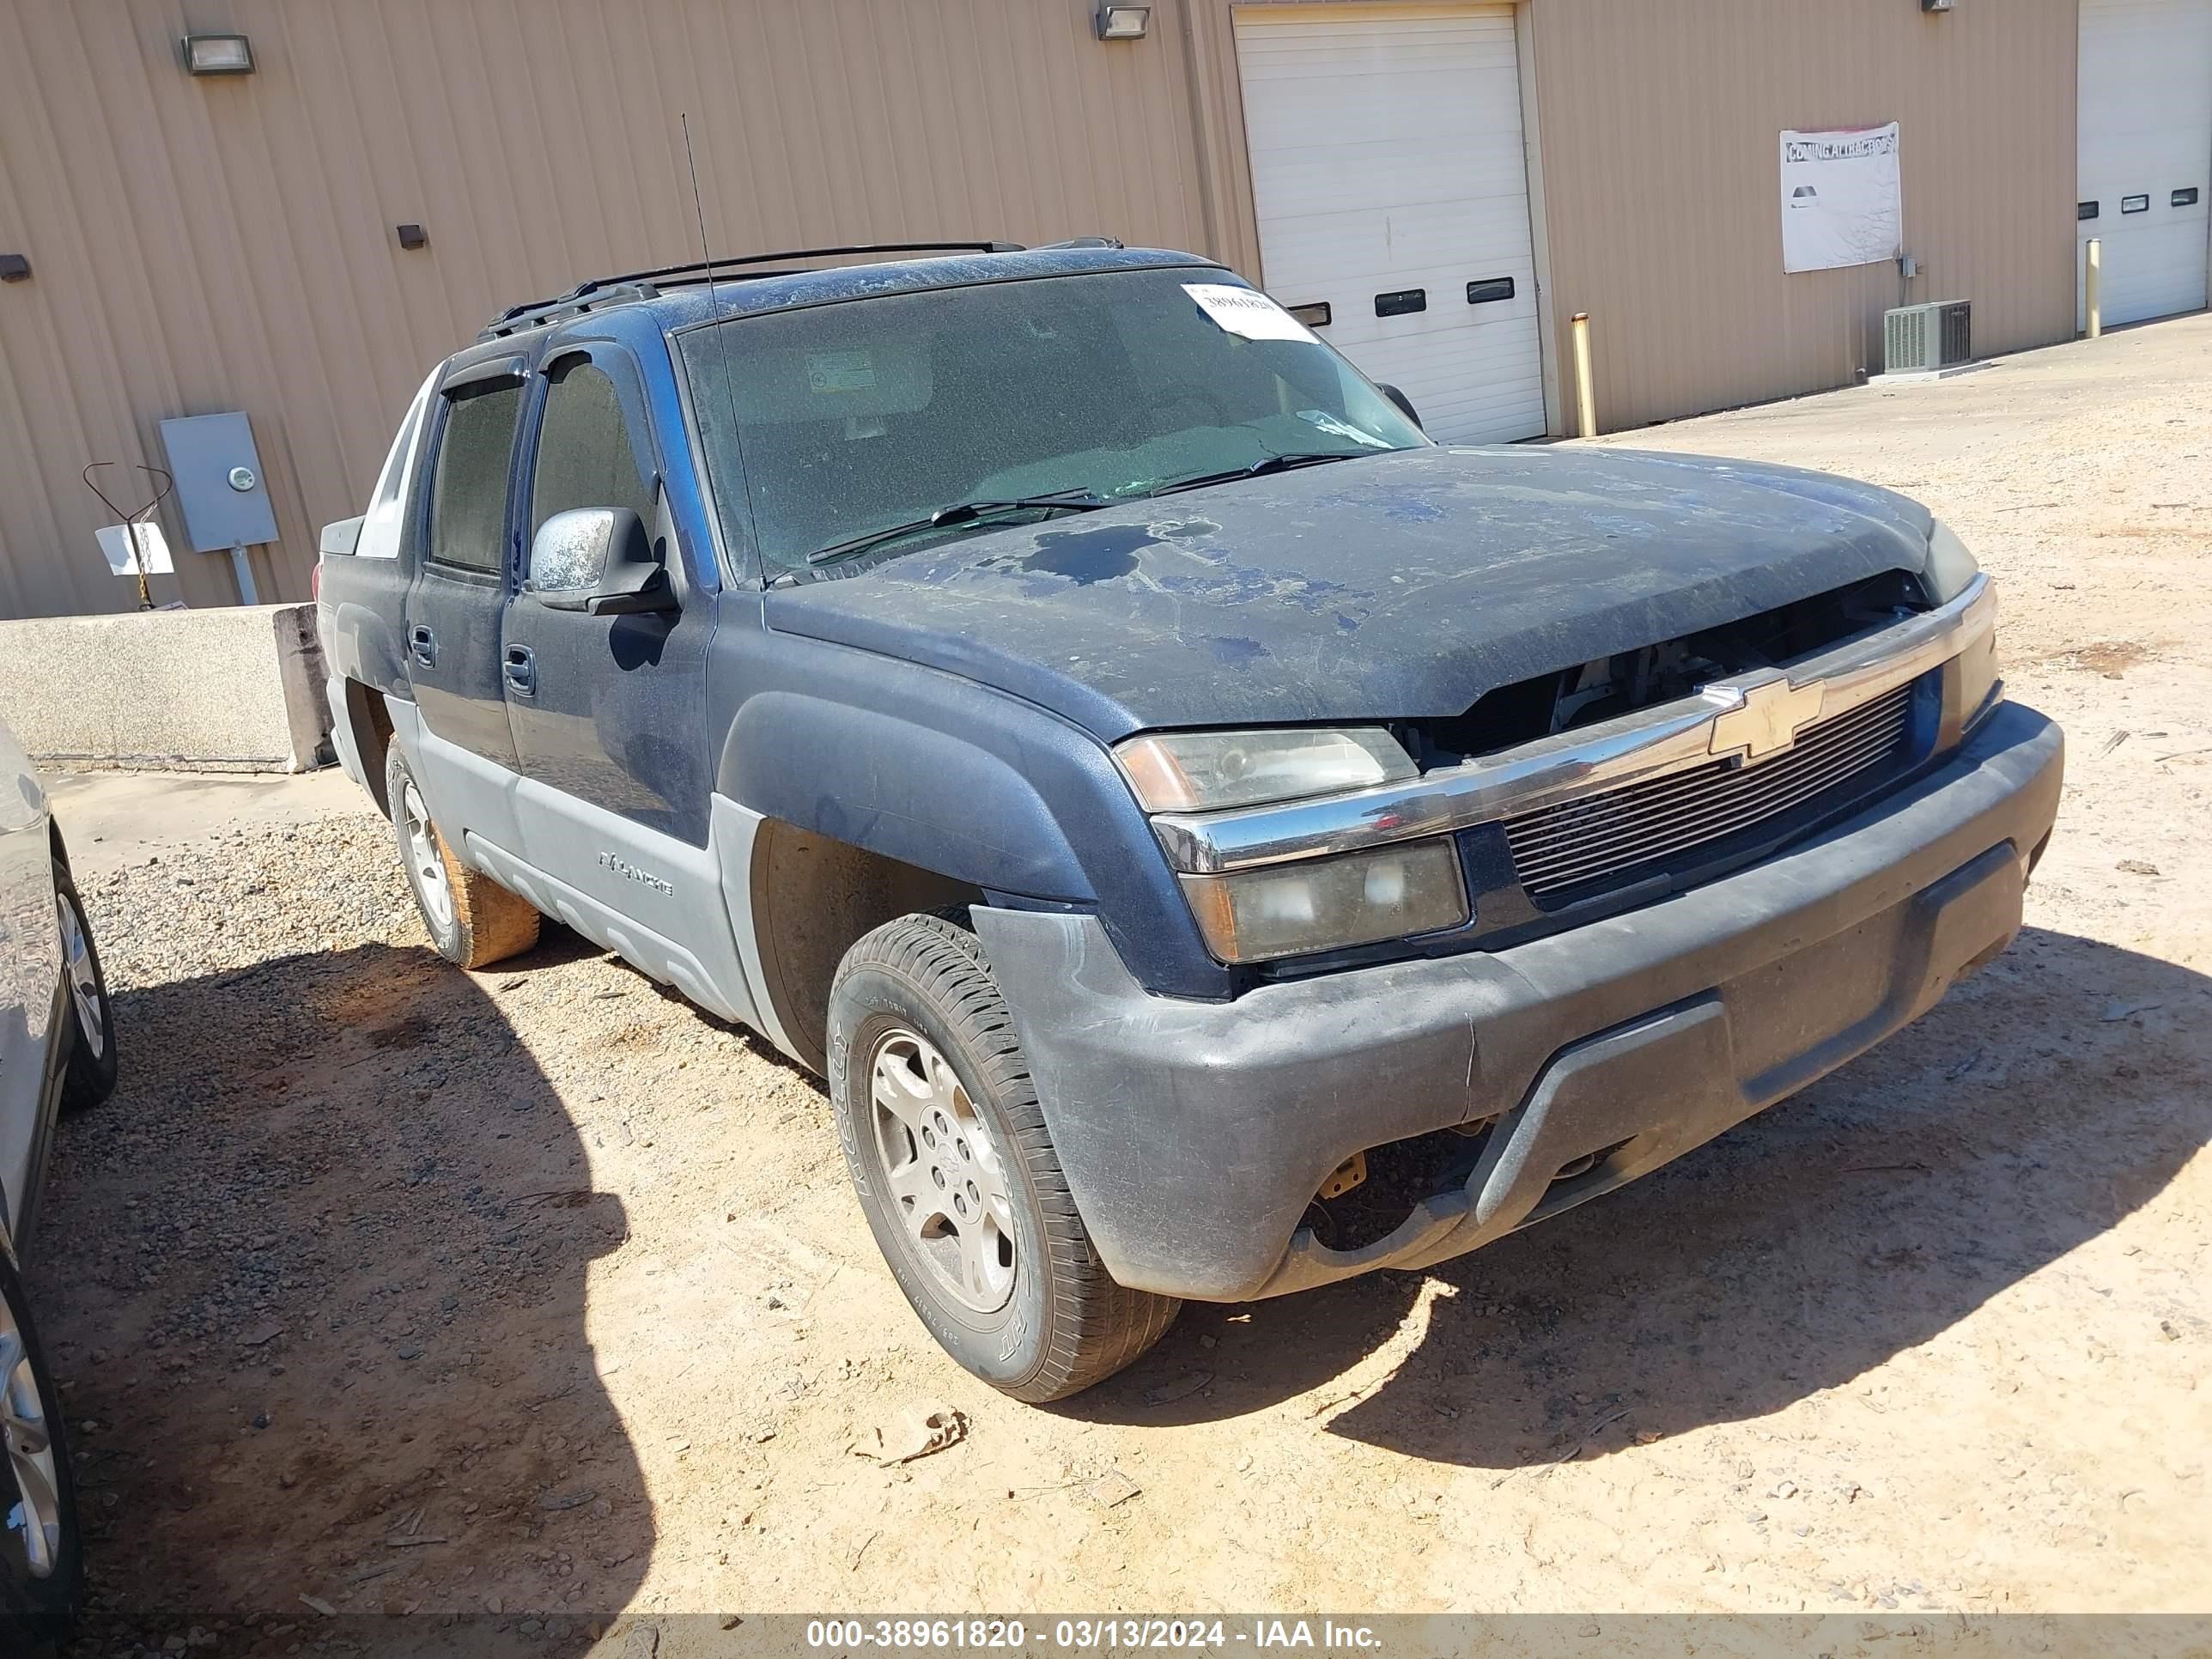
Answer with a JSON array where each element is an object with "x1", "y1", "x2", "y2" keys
[{"x1": 159, "y1": 411, "x2": 278, "y2": 604}]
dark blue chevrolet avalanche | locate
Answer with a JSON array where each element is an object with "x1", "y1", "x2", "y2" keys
[{"x1": 317, "y1": 242, "x2": 2063, "y2": 1401}]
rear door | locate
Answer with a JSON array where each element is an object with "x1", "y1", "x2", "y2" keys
[{"x1": 403, "y1": 360, "x2": 528, "y2": 806}]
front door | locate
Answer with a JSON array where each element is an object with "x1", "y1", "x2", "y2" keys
[
  {"x1": 503, "y1": 343, "x2": 714, "y2": 882},
  {"x1": 1235, "y1": 2, "x2": 1546, "y2": 443}
]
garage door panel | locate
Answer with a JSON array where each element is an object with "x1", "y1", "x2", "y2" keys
[
  {"x1": 1243, "y1": 98, "x2": 1528, "y2": 161},
  {"x1": 1290, "y1": 271, "x2": 1537, "y2": 333},
  {"x1": 1261, "y1": 237, "x2": 1538, "y2": 339},
  {"x1": 1367, "y1": 349, "x2": 1545, "y2": 438},
  {"x1": 1250, "y1": 158, "x2": 1537, "y2": 218},
  {"x1": 1351, "y1": 330, "x2": 1542, "y2": 388},
  {"x1": 2095, "y1": 217, "x2": 2210, "y2": 322},
  {"x1": 1244, "y1": 61, "x2": 1522, "y2": 106},
  {"x1": 1291, "y1": 276, "x2": 1540, "y2": 327},
  {"x1": 1237, "y1": 3, "x2": 1546, "y2": 445},
  {"x1": 1243, "y1": 15, "x2": 1522, "y2": 53},
  {"x1": 1255, "y1": 203, "x2": 1540, "y2": 268}
]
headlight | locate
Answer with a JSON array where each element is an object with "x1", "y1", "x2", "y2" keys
[
  {"x1": 1115, "y1": 727, "x2": 1417, "y2": 812},
  {"x1": 1927, "y1": 520, "x2": 2001, "y2": 725},
  {"x1": 1924, "y1": 519, "x2": 1981, "y2": 604},
  {"x1": 1179, "y1": 838, "x2": 1468, "y2": 963}
]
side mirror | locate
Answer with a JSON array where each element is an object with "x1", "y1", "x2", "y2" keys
[
  {"x1": 527, "y1": 508, "x2": 675, "y2": 617},
  {"x1": 1376, "y1": 383, "x2": 1425, "y2": 432}
]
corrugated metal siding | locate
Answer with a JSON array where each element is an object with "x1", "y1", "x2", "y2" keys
[
  {"x1": 0, "y1": 0, "x2": 1211, "y2": 618},
  {"x1": 1522, "y1": 0, "x2": 2080, "y2": 431},
  {"x1": 1191, "y1": 0, "x2": 2079, "y2": 434},
  {"x1": 0, "y1": 0, "x2": 2086, "y2": 618}
]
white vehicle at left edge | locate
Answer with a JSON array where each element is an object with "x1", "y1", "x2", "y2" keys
[{"x1": 0, "y1": 715, "x2": 120, "y2": 1645}]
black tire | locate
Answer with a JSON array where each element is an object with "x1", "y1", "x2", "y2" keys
[
  {"x1": 52, "y1": 862, "x2": 117, "y2": 1114},
  {"x1": 385, "y1": 746, "x2": 539, "y2": 969},
  {"x1": 0, "y1": 1249, "x2": 81, "y2": 1651},
  {"x1": 828, "y1": 912, "x2": 1179, "y2": 1402}
]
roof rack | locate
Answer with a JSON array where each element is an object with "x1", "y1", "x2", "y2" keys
[{"x1": 480, "y1": 240, "x2": 1031, "y2": 338}]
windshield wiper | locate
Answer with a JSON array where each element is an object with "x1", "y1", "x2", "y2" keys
[
  {"x1": 1146, "y1": 451, "x2": 1363, "y2": 499},
  {"x1": 805, "y1": 490, "x2": 1113, "y2": 568}
]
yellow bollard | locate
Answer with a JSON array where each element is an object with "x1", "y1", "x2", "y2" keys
[
  {"x1": 2084, "y1": 238, "x2": 2102, "y2": 340},
  {"x1": 1571, "y1": 312, "x2": 1597, "y2": 439}
]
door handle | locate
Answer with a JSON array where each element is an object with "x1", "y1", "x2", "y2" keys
[
  {"x1": 407, "y1": 623, "x2": 436, "y2": 667},
  {"x1": 503, "y1": 644, "x2": 537, "y2": 697}
]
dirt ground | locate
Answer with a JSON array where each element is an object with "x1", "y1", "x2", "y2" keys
[{"x1": 32, "y1": 315, "x2": 2209, "y2": 1650}]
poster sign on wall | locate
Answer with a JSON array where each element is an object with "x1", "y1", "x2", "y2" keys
[{"x1": 1779, "y1": 123, "x2": 1903, "y2": 273}]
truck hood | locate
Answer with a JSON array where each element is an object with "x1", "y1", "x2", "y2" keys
[{"x1": 762, "y1": 445, "x2": 1935, "y2": 739}]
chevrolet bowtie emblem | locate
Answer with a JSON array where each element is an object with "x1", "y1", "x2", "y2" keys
[{"x1": 1710, "y1": 676, "x2": 1825, "y2": 762}]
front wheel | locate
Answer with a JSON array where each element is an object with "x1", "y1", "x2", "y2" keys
[{"x1": 828, "y1": 913, "x2": 1179, "y2": 1402}]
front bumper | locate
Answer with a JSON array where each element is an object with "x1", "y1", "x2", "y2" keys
[{"x1": 970, "y1": 702, "x2": 2063, "y2": 1302}]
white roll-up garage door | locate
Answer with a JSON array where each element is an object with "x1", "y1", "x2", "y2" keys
[
  {"x1": 1234, "y1": 3, "x2": 1546, "y2": 444},
  {"x1": 2078, "y1": 0, "x2": 2212, "y2": 327}
]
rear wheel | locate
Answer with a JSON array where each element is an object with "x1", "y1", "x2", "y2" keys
[
  {"x1": 0, "y1": 1250, "x2": 79, "y2": 1650},
  {"x1": 385, "y1": 747, "x2": 538, "y2": 969},
  {"x1": 828, "y1": 912, "x2": 1179, "y2": 1402},
  {"x1": 52, "y1": 865, "x2": 116, "y2": 1113}
]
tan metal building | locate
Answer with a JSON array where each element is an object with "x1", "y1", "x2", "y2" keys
[{"x1": 0, "y1": 0, "x2": 2087, "y2": 618}]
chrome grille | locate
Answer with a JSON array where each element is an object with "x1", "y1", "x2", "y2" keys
[{"x1": 1504, "y1": 683, "x2": 1917, "y2": 901}]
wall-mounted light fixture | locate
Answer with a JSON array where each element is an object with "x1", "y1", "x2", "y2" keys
[
  {"x1": 0, "y1": 254, "x2": 30, "y2": 283},
  {"x1": 396, "y1": 223, "x2": 428, "y2": 251},
  {"x1": 182, "y1": 33, "x2": 255, "y2": 75},
  {"x1": 1921, "y1": 0, "x2": 1953, "y2": 12},
  {"x1": 1095, "y1": 3, "x2": 1151, "y2": 40}
]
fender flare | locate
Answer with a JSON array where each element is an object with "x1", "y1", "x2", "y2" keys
[{"x1": 717, "y1": 690, "x2": 1097, "y2": 902}]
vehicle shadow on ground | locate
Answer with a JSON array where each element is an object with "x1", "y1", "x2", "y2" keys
[
  {"x1": 1070, "y1": 927, "x2": 2211, "y2": 1468},
  {"x1": 33, "y1": 940, "x2": 645, "y2": 1656}
]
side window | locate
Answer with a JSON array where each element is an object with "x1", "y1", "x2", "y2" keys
[
  {"x1": 530, "y1": 357, "x2": 658, "y2": 544},
  {"x1": 356, "y1": 370, "x2": 437, "y2": 560},
  {"x1": 427, "y1": 380, "x2": 523, "y2": 574}
]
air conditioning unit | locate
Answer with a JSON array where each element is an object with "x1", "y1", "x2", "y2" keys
[{"x1": 1883, "y1": 301, "x2": 1972, "y2": 373}]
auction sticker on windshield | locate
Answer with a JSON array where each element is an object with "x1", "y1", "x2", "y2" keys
[
  {"x1": 1182, "y1": 283, "x2": 1317, "y2": 343},
  {"x1": 808, "y1": 350, "x2": 878, "y2": 393}
]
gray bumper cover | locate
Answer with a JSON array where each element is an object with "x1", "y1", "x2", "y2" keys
[{"x1": 971, "y1": 702, "x2": 2063, "y2": 1302}]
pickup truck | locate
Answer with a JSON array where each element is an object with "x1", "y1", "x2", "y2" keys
[{"x1": 317, "y1": 241, "x2": 2063, "y2": 1402}]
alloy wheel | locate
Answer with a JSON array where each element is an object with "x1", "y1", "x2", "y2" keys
[
  {"x1": 401, "y1": 781, "x2": 454, "y2": 933},
  {"x1": 867, "y1": 1028, "x2": 1018, "y2": 1313},
  {"x1": 55, "y1": 894, "x2": 102, "y2": 1060},
  {"x1": 0, "y1": 1292, "x2": 61, "y2": 1580}
]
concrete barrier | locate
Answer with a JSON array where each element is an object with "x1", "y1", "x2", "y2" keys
[{"x1": 0, "y1": 604, "x2": 332, "y2": 772}]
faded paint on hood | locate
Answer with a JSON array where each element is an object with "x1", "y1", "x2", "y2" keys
[{"x1": 763, "y1": 445, "x2": 1935, "y2": 740}]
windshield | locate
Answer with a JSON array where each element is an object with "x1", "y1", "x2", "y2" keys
[{"x1": 679, "y1": 267, "x2": 1428, "y2": 576}]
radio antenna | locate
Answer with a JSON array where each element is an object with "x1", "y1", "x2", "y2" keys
[
  {"x1": 680, "y1": 112, "x2": 757, "y2": 582},
  {"x1": 680, "y1": 112, "x2": 719, "y2": 306}
]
